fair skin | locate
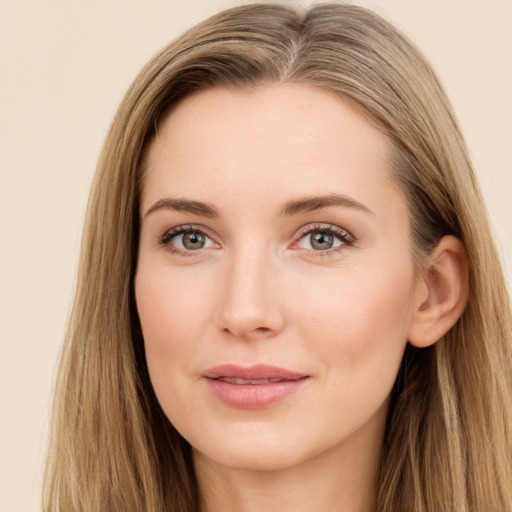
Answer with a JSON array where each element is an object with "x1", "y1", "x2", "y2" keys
[{"x1": 135, "y1": 84, "x2": 467, "y2": 512}]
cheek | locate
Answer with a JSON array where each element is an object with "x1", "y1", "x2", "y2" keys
[
  {"x1": 135, "y1": 269, "x2": 217, "y2": 439},
  {"x1": 134, "y1": 265, "x2": 215, "y2": 403},
  {"x1": 136, "y1": 263, "x2": 214, "y2": 342},
  {"x1": 299, "y1": 275, "x2": 413, "y2": 441},
  {"x1": 292, "y1": 264, "x2": 415, "y2": 386}
]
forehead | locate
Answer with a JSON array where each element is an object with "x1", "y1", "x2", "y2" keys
[{"x1": 141, "y1": 84, "x2": 401, "y2": 217}]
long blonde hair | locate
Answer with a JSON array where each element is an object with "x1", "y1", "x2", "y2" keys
[{"x1": 44, "y1": 3, "x2": 512, "y2": 511}]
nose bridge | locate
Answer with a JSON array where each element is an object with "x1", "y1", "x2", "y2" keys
[{"x1": 216, "y1": 242, "x2": 283, "y2": 338}]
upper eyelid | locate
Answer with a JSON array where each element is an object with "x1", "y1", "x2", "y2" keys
[
  {"x1": 163, "y1": 223, "x2": 216, "y2": 236},
  {"x1": 294, "y1": 223, "x2": 355, "y2": 241},
  {"x1": 159, "y1": 224, "x2": 219, "y2": 245}
]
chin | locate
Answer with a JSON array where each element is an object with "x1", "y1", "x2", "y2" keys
[
  {"x1": 194, "y1": 445, "x2": 305, "y2": 473},
  {"x1": 190, "y1": 426, "x2": 310, "y2": 473}
]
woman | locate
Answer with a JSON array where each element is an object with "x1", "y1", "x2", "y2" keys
[{"x1": 43, "y1": 3, "x2": 512, "y2": 511}]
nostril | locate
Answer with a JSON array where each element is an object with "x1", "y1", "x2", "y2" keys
[
  {"x1": 251, "y1": 327, "x2": 277, "y2": 340},
  {"x1": 222, "y1": 325, "x2": 275, "y2": 339}
]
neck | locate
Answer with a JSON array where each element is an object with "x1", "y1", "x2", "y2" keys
[{"x1": 194, "y1": 422, "x2": 383, "y2": 512}]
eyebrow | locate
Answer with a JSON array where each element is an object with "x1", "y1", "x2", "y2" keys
[
  {"x1": 144, "y1": 198, "x2": 219, "y2": 219},
  {"x1": 143, "y1": 193, "x2": 372, "y2": 220},
  {"x1": 278, "y1": 194, "x2": 373, "y2": 216}
]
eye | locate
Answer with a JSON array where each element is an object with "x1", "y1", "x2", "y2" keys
[
  {"x1": 160, "y1": 225, "x2": 217, "y2": 253},
  {"x1": 295, "y1": 225, "x2": 355, "y2": 253}
]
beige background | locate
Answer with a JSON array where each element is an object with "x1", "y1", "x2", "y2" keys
[{"x1": 1, "y1": 1, "x2": 510, "y2": 510}]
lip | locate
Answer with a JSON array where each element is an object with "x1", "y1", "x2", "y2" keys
[{"x1": 202, "y1": 364, "x2": 309, "y2": 409}]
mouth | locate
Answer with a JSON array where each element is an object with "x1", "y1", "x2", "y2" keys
[
  {"x1": 202, "y1": 364, "x2": 309, "y2": 409},
  {"x1": 215, "y1": 377, "x2": 288, "y2": 385}
]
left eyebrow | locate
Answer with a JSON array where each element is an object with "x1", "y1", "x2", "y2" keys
[{"x1": 278, "y1": 194, "x2": 373, "y2": 216}]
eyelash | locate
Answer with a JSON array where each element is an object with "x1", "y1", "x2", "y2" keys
[
  {"x1": 159, "y1": 224, "x2": 217, "y2": 256},
  {"x1": 158, "y1": 223, "x2": 356, "y2": 257},
  {"x1": 293, "y1": 224, "x2": 356, "y2": 257}
]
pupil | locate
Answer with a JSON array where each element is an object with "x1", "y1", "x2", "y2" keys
[
  {"x1": 183, "y1": 232, "x2": 205, "y2": 249},
  {"x1": 311, "y1": 231, "x2": 333, "y2": 250}
]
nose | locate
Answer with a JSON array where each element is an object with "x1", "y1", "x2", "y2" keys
[{"x1": 215, "y1": 247, "x2": 285, "y2": 341}]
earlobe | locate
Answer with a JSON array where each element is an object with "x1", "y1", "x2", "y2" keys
[{"x1": 408, "y1": 235, "x2": 468, "y2": 348}]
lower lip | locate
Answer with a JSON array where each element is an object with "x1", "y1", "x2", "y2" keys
[{"x1": 204, "y1": 378, "x2": 308, "y2": 409}]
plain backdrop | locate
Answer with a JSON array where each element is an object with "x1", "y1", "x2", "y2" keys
[{"x1": 1, "y1": 1, "x2": 511, "y2": 510}]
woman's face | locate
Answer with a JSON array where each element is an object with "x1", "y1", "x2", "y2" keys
[{"x1": 135, "y1": 84, "x2": 424, "y2": 473}]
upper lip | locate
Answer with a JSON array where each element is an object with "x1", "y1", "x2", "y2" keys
[{"x1": 203, "y1": 364, "x2": 307, "y2": 381}]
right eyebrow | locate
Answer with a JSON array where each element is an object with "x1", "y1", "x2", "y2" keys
[{"x1": 143, "y1": 198, "x2": 219, "y2": 219}]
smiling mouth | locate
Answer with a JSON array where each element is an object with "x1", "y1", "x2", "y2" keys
[
  {"x1": 215, "y1": 377, "x2": 288, "y2": 385},
  {"x1": 203, "y1": 364, "x2": 307, "y2": 384},
  {"x1": 203, "y1": 364, "x2": 309, "y2": 409}
]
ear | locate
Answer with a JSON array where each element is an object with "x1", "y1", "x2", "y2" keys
[{"x1": 408, "y1": 235, "x2": 468, "y2": 348}]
